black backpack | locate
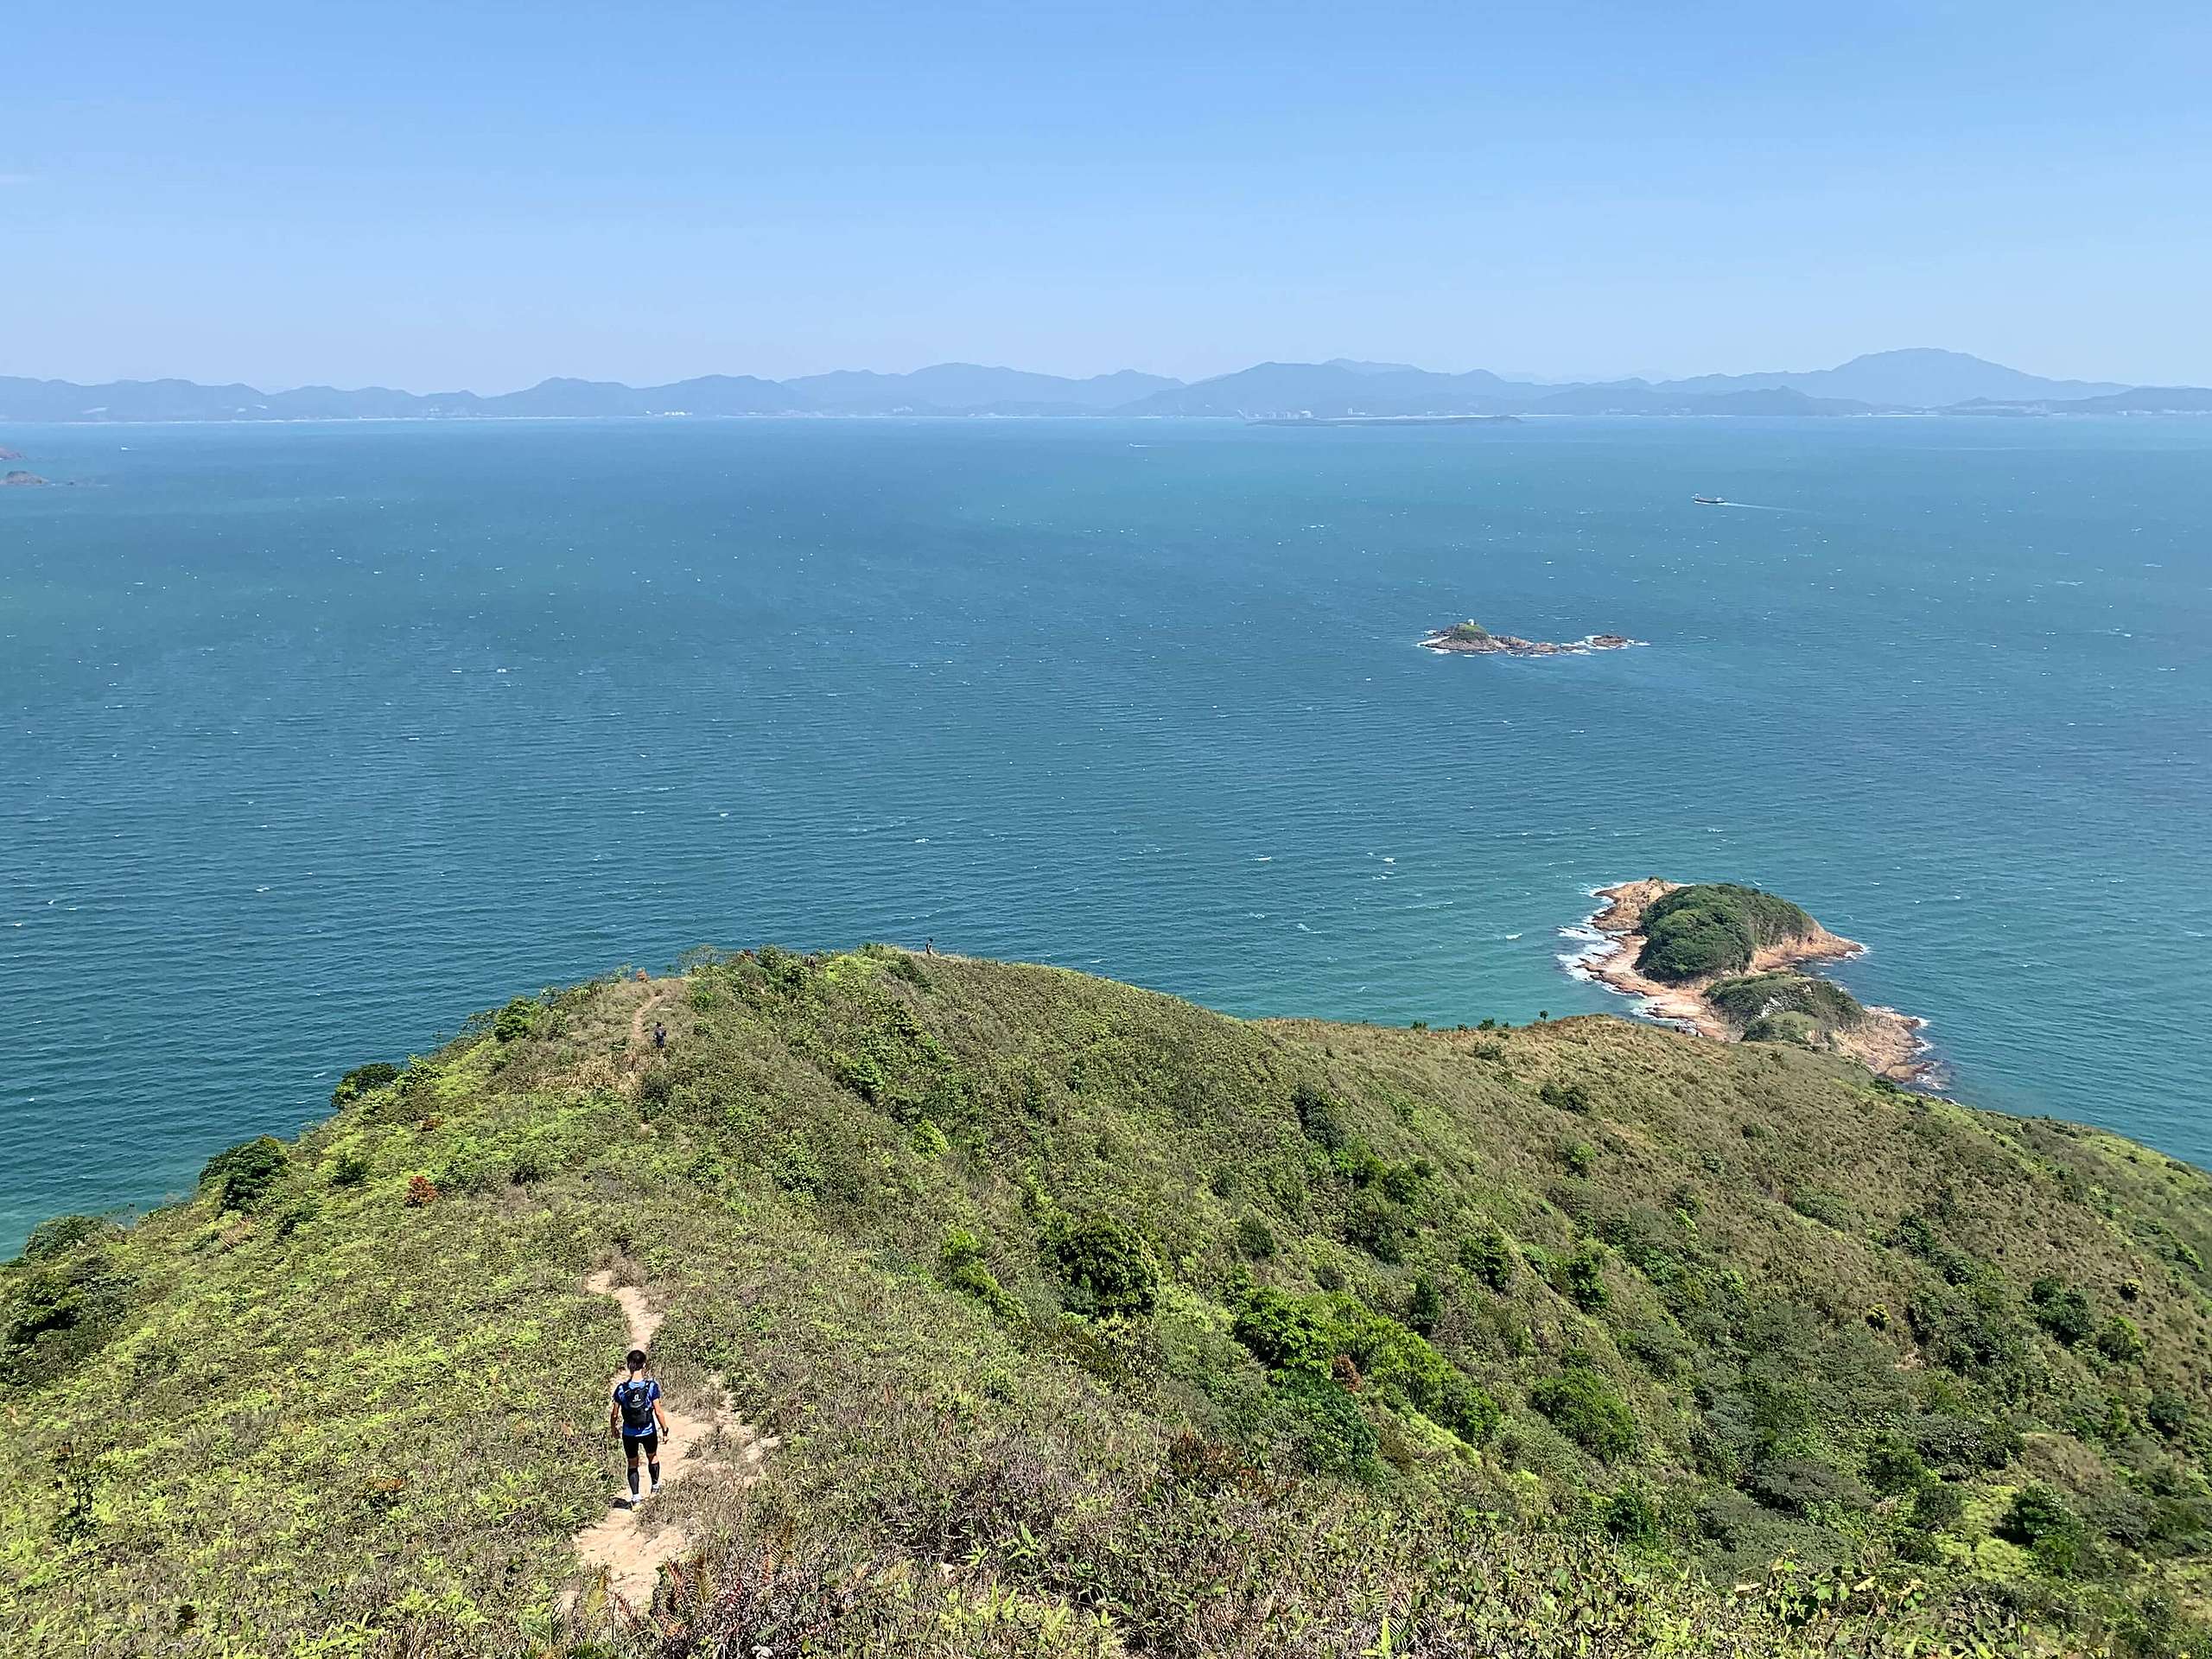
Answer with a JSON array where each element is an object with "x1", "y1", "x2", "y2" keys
[{"x1": 615, "y1": 1376, "x2": 656, "y2": 1431}]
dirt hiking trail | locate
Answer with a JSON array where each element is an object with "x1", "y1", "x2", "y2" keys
[
  {"x1": 628, "y1": 976, "x2": 683, "y2": 1052},
  {"x1": 568, "y1": 1268, "x2": 774, "y2": 1611}
]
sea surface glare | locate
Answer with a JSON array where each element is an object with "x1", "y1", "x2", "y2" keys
[{"x1": 3, "y1": 416, "x2": 2209, "y2": 1249}]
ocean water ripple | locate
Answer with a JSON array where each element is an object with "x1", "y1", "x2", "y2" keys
[{"x1": 2, "y1": 416, "x2": 2209, "y2": 1248}]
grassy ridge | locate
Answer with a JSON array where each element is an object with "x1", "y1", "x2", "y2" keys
[{"x1": 7, "y1": 946, "x2": 2212, "y2": 1656}]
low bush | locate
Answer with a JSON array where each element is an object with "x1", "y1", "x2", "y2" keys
[
  {"x1": 1745, "y1": 1454, "x2": 1868, "y2": 1517},
  {"x1": 1863, "y1": 1431, "x2": 1929, "y2": 1496},
  {"x1": 1999, "y1": 1483, "x2": 2089, "y2": 1576},
  {"x1": 1406, "y1": 1273, "x2": 1443, "y2": 1334},
  {"x1": 1261, "y1": 1370, "x2": 1376, "y2": 1478},
  {"x1": 1532, "y1": 1365, "x2": 1638, "y2": 1461},
  {"x1": 491, "y1": 997, "x2": 543, "y2": 1043},
  {"x1": 19, "y1": 1215, "x2": 118, "y2": 1262},
  {"x1": 1049, "y1": 1214, "x2": 1159, "y2": 1316},
  {"x1": 2097, "y1": 1315, "x2": 2146, "y2": 1363},
  {"x1": 199, "y1": 1136, "x2": 289, "y2": 1211},
  {"x1": 2031, "y1": 1275, "x2": 2094, "y2": 1346},
  {"x1": 1555, "y1": 1241, "x2": 1610, "y2": 1310},
  {"x1": 1459, "y1": 1225, "x2": 1517, "y2": 1292},
  {"x1": 1541, "y1": 1078, "x2": 1594, "y2": 1115},
  {"x1": 940, "y1": 1228, "x2": 1023, "y2": 1323},
  {"x1": 1232, "y1": 1287, "x2": 1333, "y2": 1374},
  {"x1": 1235, "y1": 1215, "x2": 1277, "y2": 1260},
  {"x1": 1294, "y1": 1083, "x2": 1346, "y2": 1151},
  {"x1": 328, "y1": 1061, "x2": 400, "y2": 1106}
]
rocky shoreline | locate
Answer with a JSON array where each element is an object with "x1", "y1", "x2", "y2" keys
[
  {"x1": 1420, "y1": 620, "x2": 1637, "y2": 657},
  {"x1": 1575, "y1": 877, "x2": 1930, "y2": 1082}
]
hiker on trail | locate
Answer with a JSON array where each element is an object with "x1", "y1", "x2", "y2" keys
[
  {"x1": 652, "y1": 1020, "x2": 666, "y2": 1051},
  {"x1": 608, "y1": 1346, "x2": 671, "y2": 1507}
]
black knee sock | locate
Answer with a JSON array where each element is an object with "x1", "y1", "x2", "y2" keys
[
  {"x1": 646, "y1": 1459, "x2": 661, "y2": 1488},
  {"x1": 627, "y1": 1462, "x2": 640, "y2": 1497}
]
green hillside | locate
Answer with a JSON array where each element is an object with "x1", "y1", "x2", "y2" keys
[{"x1": 8, "y1": 945, "x2": 2212, "y2": 1656}]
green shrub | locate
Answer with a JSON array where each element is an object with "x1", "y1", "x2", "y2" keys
[
  {"x1": 770, "y1": 1135, "x2": 825, "y2": 1195},
  {"x1": 1531, "y1": 1365, "x2": 1638, "y2": 1461},
  {"x1": 327, "y1": 1151, "x2": 372, "y2": 1188},
  {"x1": 2030, "y1": 1276, "x2": 2094, "y2": 1346},
  {"x1": 1263, "y1": 1371, "x2": 1376, "y2": 1478},
  {"x1": 1864, "y1": 1431, "x2": 1929, "y2": 1496},
  {"x1": 1232, "y1": 1287, "x2": 1332, "y2": 1374},
  {"x1": 1602, "y1": 1483, "x2": 1664, "y2": 1546},
  {"x1": 1788, "y1": 1187, "x2": 1850, "y2": 1229},
  {"x1": 1559, "y1": 1138, "x2": 1596, "y2": 1177},
  {"x1": 1407, "y1": 1273, "x2": 1443, "y2": 1335},
  {"x1": 1235, "y1": 1216, "x2": 1277, "y2": 1260},
  {"x1": 20, "y1": 1215, "x2": 118, "y2": 1262},
  {"x1": 1999, "y1": 1483, "x2": 2088, "y2": 1575},
  {"x1": 1049, "y1": 1214, "x2": 1159, "y2": 1316},
  {"x1": 831, "y1": 1050, "x2": 886, "y2": 1103},
  {"x1": 885, "y1": 951, "x2": 933, "y2": 990},
  {"x1": 1541, "y1": 1078, "x2": 1594, "y2": 1115},
  {"x1": 1745, "y1": 1454, "x2": 1868, "y2": 1517},
  {"x1": 492, "y1": 997, "x2": 543, "y2": 1043},
  {"x1": 200, "y1": 1136, "x2": 289, "y2": 1211},
  {"x1": 1555, "y1": 1241, "x2": 1610, "y2": 1310},
  {"x1": 1460, "y1": 1226, "x2": 1517, "y2": 1292},
  {"x1": 940, "y1": 1229, "x2": 1022, "y2": 1323},
  {"x1": 1343, "y1": 1193, "x2": 1405, "y2": 1263},
  {"x1": 2148, "y1": 1391, "x2": 2190, "y2": 1440},
  {"x1": 329, "y1": 1062, "x2": 400, "y2": 1107},
  {"x1": 3, "y1": 1252, "x2": 133, "y2": 1386},
  {"x1": 1913, "y1": 1479, "x2": 1966, "y2": 1531},
  {"x1": 2097, "y1": 1315, "x2": 2146, "y2": 1363},
  {"x1": 1293, "y1": 1084, "x2": 1345, "y2": 1151},
  {"x1": 1432, "y1": 1367, "x2": 1502, "y2": 1444}
]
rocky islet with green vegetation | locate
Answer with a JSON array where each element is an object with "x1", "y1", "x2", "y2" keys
[
  {"x1": 7, "y1": 942, "x2": 2212, "y2": 1656},
  {"x1": 1420, "y1": 619, "x2": 1637, "y2": 657}
]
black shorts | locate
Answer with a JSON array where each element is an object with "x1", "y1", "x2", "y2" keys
[{"x1": 622, "y1": 1431, "x2": 659, "y2": 1457}]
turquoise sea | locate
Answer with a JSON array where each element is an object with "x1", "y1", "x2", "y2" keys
[{"x1": 3, "y1": 416, "x2": 2209, "y2": 1251}]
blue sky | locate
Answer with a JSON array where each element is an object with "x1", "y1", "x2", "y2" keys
[{"x1": 4, "y1": 2, "x2": 2209, "y2": 391}]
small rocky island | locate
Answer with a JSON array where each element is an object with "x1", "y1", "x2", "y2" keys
[
  {"x1": 1420, "y1": 619, "x2": 1637, "y2": 657},
  {"x1": 1577, "y1": 879, "x2": 1928, "y2": 1080},
  {"x1": 0, "y1": 447, "x2": 24, "y2": 461},
  {"x1": 2, "y1": 470, "x2": 49, "y2": 488}
]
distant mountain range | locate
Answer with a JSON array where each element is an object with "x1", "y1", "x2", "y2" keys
[{"x1": 1, "y1": 349, "x2": 2202, "y2": 423}]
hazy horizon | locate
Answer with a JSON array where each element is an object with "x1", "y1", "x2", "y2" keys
[
  {"x1": 5, "y1": 3, "x2": 2210, "y2": 391},
  {"x1": 0, "y1": 346, "x2": 2183, "y2": 404}
]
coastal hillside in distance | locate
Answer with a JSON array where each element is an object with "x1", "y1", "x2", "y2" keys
[
  {"x1": 8, "y1": 938, "x2": 2212, "y2": 1656},
  {"x1": 2, "y1": 347, "x2": 2201, "y2": 423}
]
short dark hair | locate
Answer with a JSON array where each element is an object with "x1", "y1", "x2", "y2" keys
[{"x1": 626, "y1": 1348, "x2": 647, "y2": 1368}]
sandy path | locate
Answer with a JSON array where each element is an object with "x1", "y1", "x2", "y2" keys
[
  {"x1": 628, "y1": 978, "x2": 682, "y2": 1051},
  {"x1": 568, "y1": 1269, "x2": 773, "y2": 1612}
]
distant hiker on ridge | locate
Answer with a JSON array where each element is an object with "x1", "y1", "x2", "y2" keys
[{"x1": 608, "y1": 1346, "x2": 671, "y2": 1507}]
